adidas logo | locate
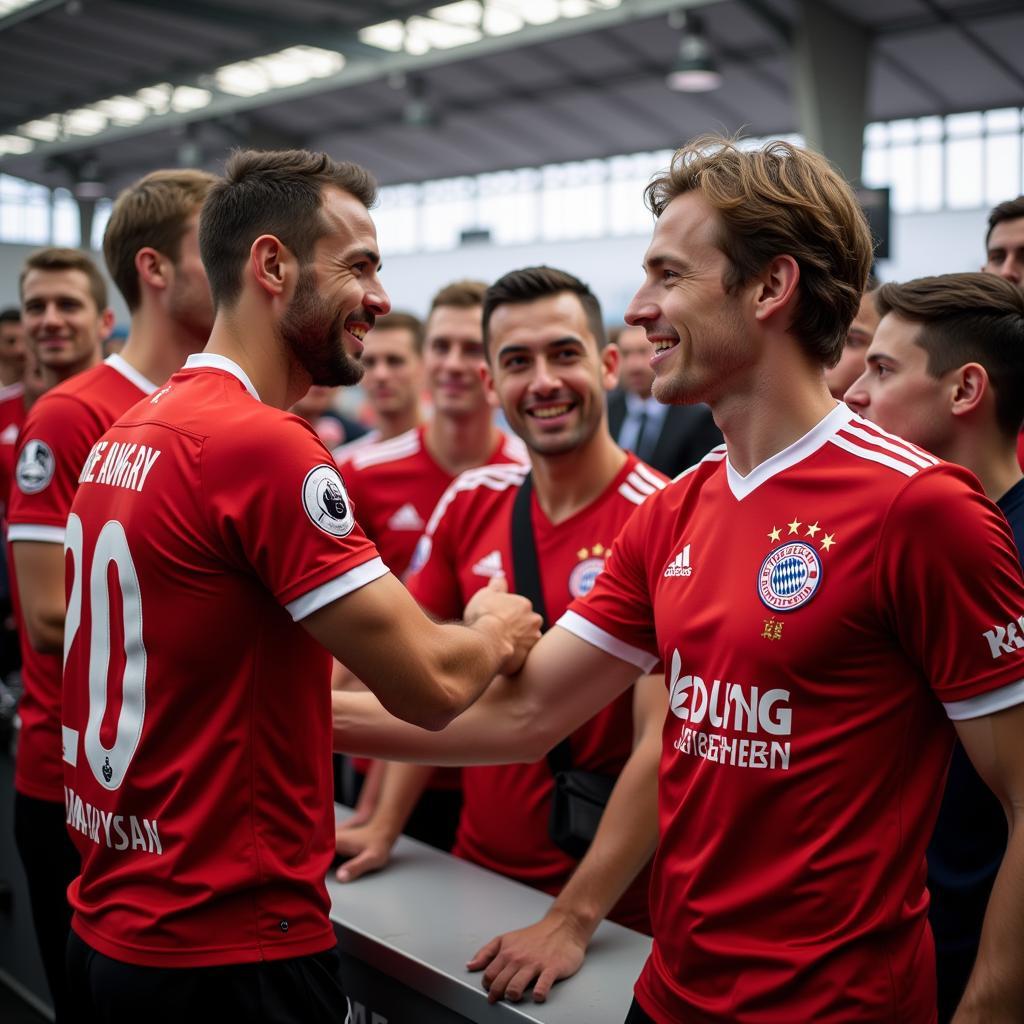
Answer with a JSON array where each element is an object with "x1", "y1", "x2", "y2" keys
[
  {"x1": 387, "y1": 502, "x2": 425, "y2": 531},
  {"x1": 472, "y1": 550, "x2": 504, "y2": 578},
  {"x1": 664, "y1": 544, "x2": 693, "y2": 578}
]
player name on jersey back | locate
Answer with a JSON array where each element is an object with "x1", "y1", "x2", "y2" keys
[{"x1": 78, "y1": 440, "x2": 161, "y2": 493}]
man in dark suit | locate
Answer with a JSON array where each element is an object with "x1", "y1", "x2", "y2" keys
[{"x1": 607, "y1": 324, "x2": 721, "y2": 477}]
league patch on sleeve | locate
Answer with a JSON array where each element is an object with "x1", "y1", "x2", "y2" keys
[
  {"x1": 15, "y1": 439, "x2": 55, "y2": 494},
  {"x1": 302, "y1": 464, "x2": 355, "y2": 538}
]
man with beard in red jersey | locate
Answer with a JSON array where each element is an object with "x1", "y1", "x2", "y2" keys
[
  {"x1": 60, "y1": 149, "x2": 539, "y2": 1023},
  {"x1": 333, "y1": 137, "x2": 1024, "y2": 1024}
]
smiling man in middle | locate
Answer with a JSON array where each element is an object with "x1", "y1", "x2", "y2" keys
[
  {"x1": 334, "y1": 266, "x2": 667, "y2": 1003},
  {"x1": 336, "y1": 279, "x2": 526, "y2": 850}
]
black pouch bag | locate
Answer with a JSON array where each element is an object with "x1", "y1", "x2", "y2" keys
[{"x1": 511, "y1": 474, "x2": 614, "y2": 860}]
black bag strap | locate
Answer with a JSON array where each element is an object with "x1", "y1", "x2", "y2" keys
[{"x1": 510, "y1": 473, "x2": 574, "y2": 777}]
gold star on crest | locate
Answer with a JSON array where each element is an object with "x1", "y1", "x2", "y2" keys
[
  {"x1": 806, "y1": 522, "x2": 821, "y2": 537},
  {"x1": 821, "y1": 533, "x2": 836, "y2": 551},
  {"x1": 577, "y1": 544, "x2": 607, "y2": 560},
  {"x1": 787, "y1": 517, "x2": 802, "y2": 535},
  {"x1": 592, "y1": 543, "x2": 605, "y2": 556},
  {"x1": 577, "y1": 548, "x2": 588, "y2": 560},
  {"x1": 768, "y1": 526, "x2": 781, "y2": 542}
]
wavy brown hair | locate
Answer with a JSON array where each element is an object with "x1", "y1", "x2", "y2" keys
[{"x1": 645, "y1": 136, "x2": 873, "y2": 367}]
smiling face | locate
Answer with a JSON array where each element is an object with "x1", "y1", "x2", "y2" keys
[
  {"x1": 278, "y1": 187, "x2": 390, "y2": 387},
  {"x1": 487, "y1": 291, "x2": 617, "y2": 457},
  {"x1": 843, "y1": 312, "x2": 954, "y2": 455},
  {"x1": 360, "y1": 325, "x2": 423, "y2": 418},
  {"x1": 624, "y1": 192, "x2": 751, "y2": 407},
  {"x1": 422, "y1": 304, "x2": 489, "y2": 417},
  {"x1": 21, "y1": 267, "x2": 110, "y2": 375}
]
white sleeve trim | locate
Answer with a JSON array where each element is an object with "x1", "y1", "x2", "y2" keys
[
  {"x1": 8, "y1": 523, "x2": 65, "y2": 544},
  {"x1": 286, "y1": 557, "x2": 389, "y2": 621},
  {"x1": 555, "y1": 610, "x2": 659, "y2": 672},
  {"x1": 944, "y1": 678, "x2": 1024, "y2": 721}
]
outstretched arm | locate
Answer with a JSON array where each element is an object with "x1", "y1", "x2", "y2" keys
[
  {"x1": 953, "y1": 701, "x2": 1024, "y2": 1023},
  {"x1": 332, "y1": 624, "x2": 645, "y2": 765},
  {"x1": 306, "y1": 573, "x2": 540, "y2": 732},
  {"x1": 468, "y1": 673, "x2": 663, "y2": 1003}
]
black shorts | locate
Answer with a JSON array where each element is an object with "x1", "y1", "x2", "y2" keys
[
  {"x1": 67, "y1": 930, "x2": 349, "y2": 1024},
  {"x1": 625, "y1": 996, "x2": 656, "y2": 1023}
]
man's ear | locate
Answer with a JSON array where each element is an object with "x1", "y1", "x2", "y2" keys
[
  {"x1": 249, "y1": 235, "x2": 292, "y2": 299},
  {"x1": 950, "y1": 363, "x2": 989, "y2": 419},
  {"x1": 479, "y1": 361, "x2": 499, "y2": 410},
  {"x1": 601, "y1": 341, "x2": 621, "y2": 391},
  {"x1": 98, "y1": 307, "x2": 116, "y2": 341},
  {"x1": 752, "y1": 254, "x2": 800, "y2": 326},
  {"x1": 134, "y1": 247, "x2": 169, "y2": 293}
]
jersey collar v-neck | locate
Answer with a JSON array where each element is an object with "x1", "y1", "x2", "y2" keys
[
  {"x1": 725, "y1": 401, "x2": 853, "y2": 501},
  {"x1": 105, "y1": 353, "x2": 159, "y2": 395},
  {"x1": 184, "y1": 353, "x2": 261, "y2": 402}
]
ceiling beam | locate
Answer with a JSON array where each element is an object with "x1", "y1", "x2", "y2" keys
[
  {"x1": 913, "y1": 0, "x2": 1024, "y2": 93},
  {"x1": 0, "y1": 0, "x2": 725, "y2": 149}
]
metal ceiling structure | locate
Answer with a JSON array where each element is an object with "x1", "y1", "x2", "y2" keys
[{"x1": 0, "y1": 0, "x2": 1022, "y2": 200}]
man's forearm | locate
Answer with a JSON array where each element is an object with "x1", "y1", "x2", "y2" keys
[
  {"x1": 332, "y1": 682, "x2": 541, "y2": 765},
  {"x1": 371, "y1": 761, "x2": 436, "y2": 839},
  {"x1": 954, "y1": 808, "x2": 1024, "y2": 1022}
]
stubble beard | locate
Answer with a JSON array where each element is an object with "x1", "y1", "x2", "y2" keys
[{"x1": 279, "y1": 267, "x2": 364, "y2": 388}]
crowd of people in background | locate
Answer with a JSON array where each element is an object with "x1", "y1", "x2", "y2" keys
[{"x1": 2, "y1": 141, "x2": 1024, "y2": 1024}]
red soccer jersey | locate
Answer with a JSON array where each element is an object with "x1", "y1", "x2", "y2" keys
[
  {"x1": 62, "y1": 354, "x2": 386, "y2": 968},
  {"x1": 407, "y1": 454, "x2": 667, "y2": 932},
  {"x1": 7, "y1": 355, "x2": 157, "y2": 802},
  {"x1": 341, "y1": 424, "x2": 526, "y2": 577},
  {"x1": 0, "y1": 381, "x2": 26, "y2": 514},
  {"x1": 559, "y1": 404, "x2": 1024, "y2": 1024}
]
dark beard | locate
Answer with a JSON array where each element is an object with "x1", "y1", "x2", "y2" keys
[{"x1": 279, "y1": 268, "x2": 364, "y2": 387}]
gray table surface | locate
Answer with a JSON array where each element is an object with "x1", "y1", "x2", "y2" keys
[{"x1": 329, "y1": 805, "x2": 652, "y2": 1023}]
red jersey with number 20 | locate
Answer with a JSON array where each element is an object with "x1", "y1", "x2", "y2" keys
[
  {"x1": 62, "y1": 354, "x2": 386, "y2": 968},
  {"x1": 560, "y1": 404, "x2": 1024, "y2": 1024},
  {"x1": 8, "y1": 355, "x2": 157, "y2": 802},
  {"x1": 407, "y1": 454, "x2": 666, "y2": 932}
]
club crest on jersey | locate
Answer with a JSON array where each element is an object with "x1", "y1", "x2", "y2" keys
[
  {"x1": 15, "y1": 438, "x2": 55, "y2": 494},
  {"x1": 302, "y1": 464, "x2": 355, "y2": 538},
  {"x1": 758, "y1": 542, "x2": 822, "y2": 612},
  {"x1": 569, "y1": 544, "x2": 607, "y2": 599}
]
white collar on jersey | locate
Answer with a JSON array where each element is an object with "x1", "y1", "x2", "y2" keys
[
  {"x1": 725, "y1": 401, "x2": 854, "y2": 501},
  {"x1": 184, "y1": 353, "x2": 261, "y2": 402},
  {"x1": 105, "y1": 353, "x2": 159, "y2": 395}
]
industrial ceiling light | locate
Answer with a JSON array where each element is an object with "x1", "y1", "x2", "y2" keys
[{"x1": 666, "y1": 12, "x2": 722, "y2": 93}]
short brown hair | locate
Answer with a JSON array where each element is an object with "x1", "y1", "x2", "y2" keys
[
  {"x1": 371, "y1": 310, "x2": 425, "y2": 354},
  {"x1": 103, "y1": 169, "x2": 217, "y2": 311},
  {"x1": 20, "y1": 247, "x2": 108, "y2": 311},
  {"x1": 986, "y1": 195, "x2": 1024, "y2": 247},
  {"x1": 430, "y1": 279, "x2": 487, "y2": 314},
  {"x1": 482, "y1": 266, "x2": 605, "y2": 358},
  {"x1": 645, "y1": 135, "x2": 873, "y2": 367},
  {"x1": 877, "y1": 272, "x2": 1024, "y2": 438},
  {"x1": 199, "y1": 149, "x2": 377, "y2": 310}
]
